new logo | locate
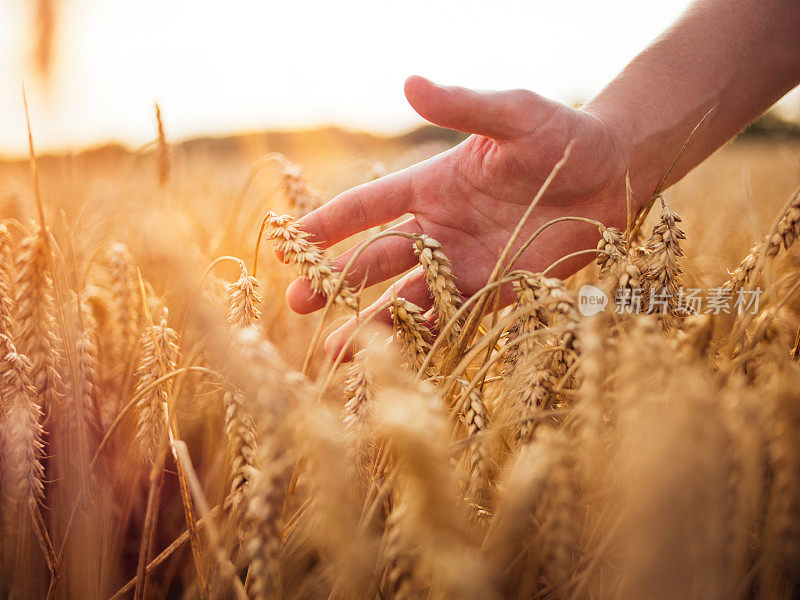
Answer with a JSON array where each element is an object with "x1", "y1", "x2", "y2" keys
[{"x1": 578, "y1": 284, "x2": 608, "y2": 316}]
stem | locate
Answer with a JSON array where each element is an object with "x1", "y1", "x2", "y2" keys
[
  {"x1": 107, "y1": 496, "x2": 236, "y2": 600},
  {"x1": 501, "y1": 216, "x2": 604, "y2": 280},
  {"x1": 200, "y1": 256, "x2": 245, "y2": 286},
  {"x1": 315, "y1": 300, "x2": 393, "y2": 402},
  {"x1": 301, "y1": 230, "x2": 420, "y2": 375},
  {"x1": 416, "y1": 274, "x2": 528, "y2": 380},
  {"x1": 543, "y1": 248, "x2": 604, "y2": 275},
  {"x1": 221, "y1": 152, "x2": 287, "y2": 254},
  {"x1": 451, "y1": 142, "x2": 574, "y2": 370},
  {"x1": 133, "y1": 449, "x2": 167, "y2": 600},
  {"x1": 91, "y1": 366, "x2": 226, "y2": 469}
]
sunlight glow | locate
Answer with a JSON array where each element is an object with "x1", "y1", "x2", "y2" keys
[{"x1": 1, "y1": 0, "x2": 698, "y2": 155}]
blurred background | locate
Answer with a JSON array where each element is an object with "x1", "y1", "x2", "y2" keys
[{"x1": 2, "y1": 0, "x2": 799, "y2": 156}]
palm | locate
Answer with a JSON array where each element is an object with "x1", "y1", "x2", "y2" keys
[
  {"x1": 412, "y1": 124, "x2": 626, "y2": 301},
  {"x1": 285, "y1": 76, "x2": 630, "y2": 352}
]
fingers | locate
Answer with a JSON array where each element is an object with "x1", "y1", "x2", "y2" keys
[
  {"x1": 297, "y1": 166, "x2": 417, "y2": 249},
  {"x1": 325, "y1": 268, "x2": 432, "y2": 360},
  {"x1": 404, "y1": 75, "x2": 544, "y2": 140},
  {"x1": 285, "y1": 219, "x2": 423, "y2": 314}
]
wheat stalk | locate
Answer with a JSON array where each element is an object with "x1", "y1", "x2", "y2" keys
[{"x1": 155, "y1": 104, "x2": 170, "y2": 187}]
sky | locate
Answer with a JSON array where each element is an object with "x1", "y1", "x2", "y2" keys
[{"x1": 0, "y1": 0, "x2": 769, "y2": 155}]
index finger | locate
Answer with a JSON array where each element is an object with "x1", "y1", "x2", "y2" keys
[{"x1": 297, "y1": 165, "x2": 418, "y2": 248}]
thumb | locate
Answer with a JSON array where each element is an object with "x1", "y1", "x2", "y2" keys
[{"x1": 404, "y1": 75, "x2": 544, "y2": 139}]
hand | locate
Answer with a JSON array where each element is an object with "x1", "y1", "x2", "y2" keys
[{"x1": 285, "y1": 76, "x2": 634, "y2": 355}]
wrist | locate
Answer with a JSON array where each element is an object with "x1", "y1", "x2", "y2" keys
[{"x1": 581, "y1": 98, "x2": 660, "y2": 215}]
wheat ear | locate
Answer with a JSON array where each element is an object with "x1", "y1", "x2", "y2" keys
[
  {"x1": 514, "y1": 349, "x2": 558, "y2": 444},
  {"x1": 383, "y1": 492, "x2": 422, "y2": 600},
  {"x1": 133, "y1": 309, "x2": 180, "y2": 463},
  {"x1": 596, "y1": 226, "x2": 644, "y2": 306},
  {"x1": 642, "y1": 198, "x2": 686, "y2": 316},
  {"x1": 505, "y1": 276, "x2": 548, "y2": 364},
  {"x1": 264, "y1": 212, "x2": 357, "y2": 311},
  {"x1": 242, "y1": 416, "x2": 292, "y2": 600},
  {"x1": 155, "y1": 104, "x2": 170, "y2": 187},
  {"x1": 226, "y1": 263, "x2": 262, "y2": 328},
  {"x1": 414, "y1": 235, "x2": 462, "y2": 343},
  {"x1": 107, "y1": 242, "x2": 140, "y2": 363},
  {"x1": 14, "y1": 228, "x2": 62, "y2": 409},
  {"x1": 281, "y1": 161, "x2": 322, "y2": 218},
  {"x1": 456, "y1": 387, "x2": 493, "y2": 510},
  {"x1": 223, "y1": 389, "x2": 260, "y2": 510},
  {"x1": 389, "y1": 297, "x2": 433, "y2": 376},
  {"x1": 536, "y1": 275, "x2": 581, "y2": 375},
  {"x1": 761, "y1": 386, "x2": 800, "y2": 596},
  {"x1": 73, "y1": 294, "x2": 100, "y2": 434},
  {"x1": 342, "y1": 348, "x2": 375, "y2": 478},
  {"x1": 223, "y1": 263, "x2": 262, "y2": 508},
  {"x1": 724, "y1": 187, "x2": 800, "y2": 291},
  {"x1": 0, "y1": 339, "x2": 46, "y2": 505},
  {"x1": 0, "y1": 224, "x2": 15, "y2": 339}
]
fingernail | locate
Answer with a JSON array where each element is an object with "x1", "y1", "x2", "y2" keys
[{"x1": 325, "y1": 331, "x2": 353, "y2": 362}]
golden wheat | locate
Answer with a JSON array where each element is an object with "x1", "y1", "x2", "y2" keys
[
  {"x1": 133, "y1": 309, "x2": 180, "y2": 463},
  {"x1": 0, "y1": 135, "x2": 799, "y2": 600}
]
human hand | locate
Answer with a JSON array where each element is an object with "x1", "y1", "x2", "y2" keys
[{"x1": 285, "y1": 76, "x2": 635, "y2": 355}]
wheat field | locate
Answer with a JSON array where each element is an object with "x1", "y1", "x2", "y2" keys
[{"x1": 0, "y1": 113, "x2": 799, "y2": 600}]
